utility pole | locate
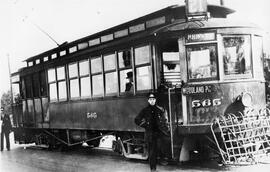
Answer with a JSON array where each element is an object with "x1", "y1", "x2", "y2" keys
[
  {"x1": 7, "y1": 54, "x2": 13, "y2": 105},
  {"x1": 220, "y1": 0, "x2": 225, "y2": 6}
]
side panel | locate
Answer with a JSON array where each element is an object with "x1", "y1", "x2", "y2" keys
[
  {"x1": 27, "y1": 99, "x2": 35, "y2": 126},
  {"x1": 34, "y1": 98, "x2": 43, "y2": 128},
  {"x1": 49, "y1": 97, "x2": 148, "y2": 131},
  {"x1": 186, "y1": 81, "x2": 265, "y2": 124},
  {"x1": 12, "y1": 104, "x2": 23, "y2": 127},
  {"x1": 42, "y1": 97, "x2": 49, "y2": 123}
]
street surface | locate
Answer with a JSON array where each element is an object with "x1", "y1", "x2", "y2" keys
[{"x1": 1, "y1": 133, "x2": 270, "y2": 172}]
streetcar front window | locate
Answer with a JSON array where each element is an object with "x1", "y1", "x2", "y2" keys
[
  {"x1": 222, "y1": 35, "x2": 251, "y2": 78},
  {"x1": 187, "y1": 44, "x2": 218, "y2": 80}
]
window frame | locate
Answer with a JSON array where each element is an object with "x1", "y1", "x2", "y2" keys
[
  {"x1": 25, "y1": 75, "x2": 33, "y2": 99},
  {"x1": 79, "y1": 59, "x2": 91, "y2": 99},
  {"x1": 221, "y1": 34, "x2": 253, "y2": 80},
  {"x1": 104, "y1": 52, "x2": 118, "y2": 96},
  {"x1": 56, "y1": 66, "x2": 67, "y2": 101},
  {"x1": 33, "y1": 72, "x2": 40, "y2": 98},
  {"x1": 48, "y1": 68, "x2": 58, "y2": 102},
  {"x1": 186, "y1": 43, "x2": 219, "y2": 82},
  {"x1": 118, "y1": 48, "x2": 135, "y2": 95},
  {"x1": 91, "y1": 56, "x2": 104, "y2": 97},
  {"x1": 134, "y1": 44, "x2": 153, "y2": 92},
  {"x1": 48, "y1": 66, "x2": 68, "y2": 102},
  {"x1": 68, "y1": 62, "x2": 80, "y2": 100}
]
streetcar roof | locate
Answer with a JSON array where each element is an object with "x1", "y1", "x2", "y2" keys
[
  {"x1": 23, "y1": 4, "x2": 235, "y2": 64},
  {"x1": 152, "y1": 18, "x2": 260, "y2": 34}
]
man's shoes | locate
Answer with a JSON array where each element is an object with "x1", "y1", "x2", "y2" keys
[
  {"x1": 7, "y1": 148, "x2": 10, "y2": 151},
  {"x1": 159, "y1": 158, "x2": 168, "y2": 166}
]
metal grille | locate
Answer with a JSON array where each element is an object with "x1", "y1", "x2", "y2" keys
[{"x1": 211, "y1": 108, "x2": 270, "y2": 165}]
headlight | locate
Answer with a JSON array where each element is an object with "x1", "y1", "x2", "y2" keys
[{"x1": 241, "y1": 92, "x2": 252, "y2": 107}]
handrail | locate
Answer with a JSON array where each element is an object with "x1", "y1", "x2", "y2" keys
[{"x1": 168, "y1": 88, "x2": 174, "y2": 159}]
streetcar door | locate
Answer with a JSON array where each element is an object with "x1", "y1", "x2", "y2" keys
[
  {"x1": 158, "y1": 39, "x2": 183, "y2": 158},
  {"x1": 160, "y1": 39, "x2": 182, "y2": 87}
]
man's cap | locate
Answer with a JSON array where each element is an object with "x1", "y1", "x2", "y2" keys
[
  {"x1": 148, "y1": 92, "x2": 156, "y2": 99},
  {"x1": 126, "y1": 71, "x2": 133, "y2": 78}
]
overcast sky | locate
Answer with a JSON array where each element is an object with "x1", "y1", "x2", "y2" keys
[{"x1": 0, "y1": 0, "x2": 270, "y2": 95}]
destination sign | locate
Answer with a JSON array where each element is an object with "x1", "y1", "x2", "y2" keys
[
  {"x1": 186, "y1": 32, "x2": 216, "y2": 43},
  {"x1": 182, "y1": 85, "x2": 215, "y2": 95}
]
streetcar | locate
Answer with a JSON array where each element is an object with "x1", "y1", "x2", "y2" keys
[{"x1": 10, "y1": 0, "x2": 270, "y2": 163}]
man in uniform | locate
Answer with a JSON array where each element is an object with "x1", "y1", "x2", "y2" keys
[
  {"x1": 1, "y1": 107, "x2": 12, "y2": 151},
  {"x1": 125, "y1": 71, "x2": 134, "y2": 92},
  {"x1": 135, "y1": 93, "x2": 169, "y2": 172}
]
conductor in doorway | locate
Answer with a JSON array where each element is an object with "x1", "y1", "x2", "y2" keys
[
  {"x1": 135, "y1": 93, "x2": 169, "y2": 172},
  {"x1": 1, "y1": 107, "x2": 12, "y2": 151}
]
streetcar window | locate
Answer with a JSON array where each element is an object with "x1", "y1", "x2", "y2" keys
[
  {"x1": 134, "y1": 45, "x2": 150, "y2": 65},
  {"x1": 57, "y1": 67, "x2": 65, "y2": 80},
  {"x1": 33, "y1": 73, "x2": 40, "y2": 97},
  {"x1": 134, "y1": 45, "x2": 152, "y2": 91},
  {"x1": 187, "y1": 44, "x2": 218, "y2": 80},
  {"x1": 104, "y1": 53, "x2": 117, "y2": 95},
  {"x1": 79, "y1": 60, "x2": 90, "y2": 76},
  {"x1": 91, "y1": 57, "x2": 102, "y2": 74},
  {"x1": 253, "y1": 36, "x2": 263, "y2": 79},
  {"x1": 222, "y1": 35, "x2": 251, "y2": 78},
  {"x1": 28, "y1": 61, "x2": 33, "y2": 67},
  {"x1": 36, "y1": 59, "x2": 40, "y2": 64},
  {"x1": 51, "y1": 53, "x2": 57, "y2": 59},
  {"x1": 104, "y1": 54, "x2": 116, "y2": 71},
  {"x1": 48, "y1": 68, "x2": 57, "y2": 101},
  {"x1": 105, "y1": 72, "x2": 118, "y2": 94},
  {"x1": 119, "y1": 49, "x2": 134, "y2": 94},
  {"x1": 92, "y1": 74, "x2": 104, "y2": 96},
  {"x1": 40, "y1": 71, "x2": 47, "y2": 97},
  {"x1": 69, "y1": 63, "x2": 80, "y2": 99},
  {"x1": 58, "y1": 81, "x2": 67, "y2": 100},
  {"x1": 79, "y1": 60, "x2": 91, "y2": 98},
  {"x1": 57, "y1": 66, "x2": 67, "y2": 101},
  {"x1": 68, "y1": 63, "x2": 78, "y2": 78},
  {"x1": 80, "y1": 77, "x2": 91, "y2": 97},
  {"x1": 25, "y1": 75, "x2": 33, "y2": 98},
  {"x1": 43, "y1": 56, "x2": 48, "y2": 62},
  {"x1": 49, "y1": 83, "x2": 57, "y2": 100},
  {"x1": 120, "y1": 69, "x2": 133, "y2": 93},
  {"x1": 21, "y1": 78, "x2": 26, "y2": 99},
  {"x1": 48, "y1": 69, "x2": 56, "y2": 82},
  {"x1": 136, "y1": 66, "x2": 152, "y2": 91},
  {"x1": 12, "y1": 83, "x2": 20, "y2": 104},
  {"x1": 70, "y1": 79, "x2": 79, "y2": 98},
  {"x1": 118, "y1": 50, "x2": 132, "y2": 68},
  {"x1": 91, "y1": 57, "x2": 104, "y2": 97}
]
